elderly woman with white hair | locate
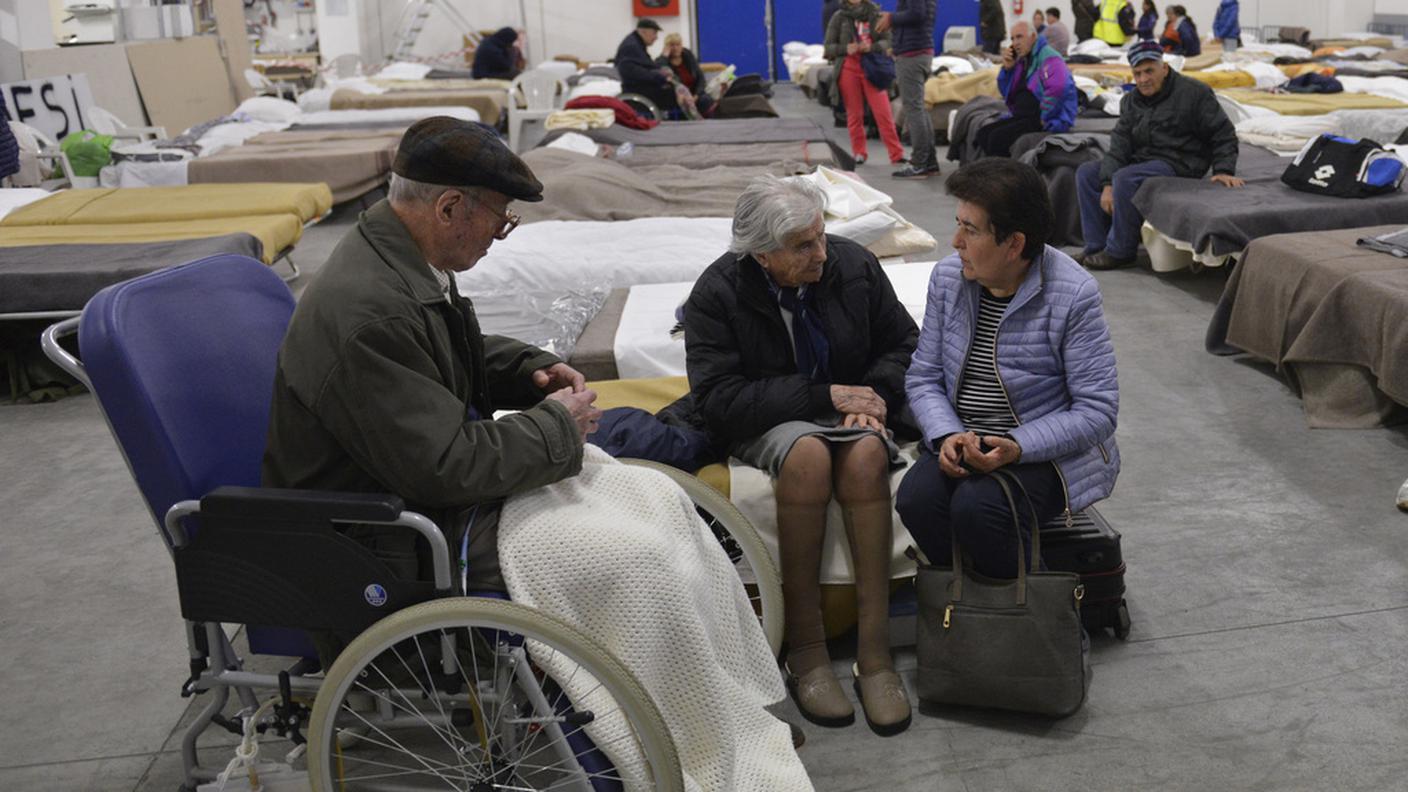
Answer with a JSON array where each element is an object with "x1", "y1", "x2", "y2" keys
[{"x1": 683, "y1": 176, "x2": 918, "y2": 736}]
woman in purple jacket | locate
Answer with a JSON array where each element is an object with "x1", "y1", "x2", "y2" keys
[{"x1": 896, "y1": 159, "x2": 1120, "y2": 577}]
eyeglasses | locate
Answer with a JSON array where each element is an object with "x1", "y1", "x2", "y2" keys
[{"x1": 469, "y1": 198, "x2": 521, "y2": 240}]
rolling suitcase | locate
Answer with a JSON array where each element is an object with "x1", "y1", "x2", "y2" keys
[{"x1": 1040, "y1": 507, "x2": 1131, "y2": 639}]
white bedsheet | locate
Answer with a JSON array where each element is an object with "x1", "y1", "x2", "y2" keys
[
  {"x1": 1338, "y1": 75, "x2": 1408, "y2": 105},
  {"x1": 0, "y1": 188, "x2": 52, "y2": 221},
  {"x1": 458, "y1": 218, "x2": 733, "y2": 357},
  {"x1": 294, "y1": 106, "x2": 479, "y2": 125},
  {"x1": 613, "y1": 261, "x2": 937, "y2": 380}
]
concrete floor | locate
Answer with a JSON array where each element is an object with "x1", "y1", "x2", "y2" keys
[{"x1": 2, "y1": 84, "x2": 1407, "y2": 791}]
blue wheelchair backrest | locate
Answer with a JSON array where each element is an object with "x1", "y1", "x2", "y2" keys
[{"x1": 79, "y1": 254, "x2": 295, "y2": 529}]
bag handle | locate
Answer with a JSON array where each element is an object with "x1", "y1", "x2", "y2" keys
[
  {"x1": 949, "y1": 468, "x2": 1040, "y2": 606},
  {"x1": 993, "y1": 467, "x2": 1043, "y2": 565}
]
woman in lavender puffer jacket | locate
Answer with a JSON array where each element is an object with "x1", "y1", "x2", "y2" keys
[{"x1": 896, "y1": 159, "x2": 1120, "y2": 578}]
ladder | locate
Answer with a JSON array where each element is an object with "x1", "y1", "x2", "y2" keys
[{"x1": 391, "y1": 0, "x2": 477, "y2": 62}]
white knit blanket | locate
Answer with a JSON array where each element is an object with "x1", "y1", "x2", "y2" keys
[{"x1": 499, "y1": 446, "x2": 813, "y2": 792}]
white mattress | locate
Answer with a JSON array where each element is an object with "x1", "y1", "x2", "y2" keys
[
  {"x1": 613, "y1": 261, "x2": 938, "y2": 380},
  {"x1": 0, "y1": 188, "x2": 53, "y2": 221}
]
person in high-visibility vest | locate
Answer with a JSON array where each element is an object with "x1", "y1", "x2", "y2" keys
[{"x1": 1092, "y1": 0, "x2": 1133, "y2": 45}]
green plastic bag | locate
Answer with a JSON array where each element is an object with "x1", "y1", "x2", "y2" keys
[{"x1": 59, "y1": 129, "x2": 114, "y2": 178}]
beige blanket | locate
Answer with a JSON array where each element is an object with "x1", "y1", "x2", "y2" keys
[
  {"x1": 330, "y1": 87, "x2": 507, "y2": 125},
  {"x1": 924, "y1": 70, "x2": 1000, "y2": 107}
]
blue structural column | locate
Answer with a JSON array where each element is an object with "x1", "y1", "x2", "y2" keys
[{"x1": 696, "y1": 0, "x2": 774, "y2": 77}]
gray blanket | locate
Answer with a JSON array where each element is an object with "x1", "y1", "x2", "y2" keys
[
  {"x1": 618, "y1": 142, "x2": 836, "y2": 169},
  {"x1": 1206, "y1": 225, "x2": 1408, "y2": 427},
  {"x1": 517, "y1": 149, "x2": 808, "y2": 223},
  {"x1": 1133, "y1": 143, "x2": 1408, "y2": 257},
  {"x1": 1013, "y1": 131, "x2": 1112, "y2": 248},
  {"x1": 539, "y1": 118, "x2": 854, "y2": 169},
  {"x1": 0, "y1": 234, "x2": 263, "y2": 314}
]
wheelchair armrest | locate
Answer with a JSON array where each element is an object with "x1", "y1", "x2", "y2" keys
[
  {"x1": 167, "y1": 487, "x2": 454, "y2": 606},
  {"x1": 200, "y1": 485, "x2": 405, "y2": 523}
]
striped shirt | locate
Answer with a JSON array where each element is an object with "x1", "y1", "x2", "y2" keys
[{"x1": 955, "y1": 289, "x2": 1018, "y2": 435}]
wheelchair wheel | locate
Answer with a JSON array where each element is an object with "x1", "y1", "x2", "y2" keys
[
  {"x1": 621, "y1": 459, "x2": 785, "y2": 658},
  {"x1": 307, "y1": 598, "x2": 684, "y2": 792}
]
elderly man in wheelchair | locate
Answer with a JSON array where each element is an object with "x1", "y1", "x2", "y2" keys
[{"x1": 44, "y1": 117, "x2": 808, "y2": 792}]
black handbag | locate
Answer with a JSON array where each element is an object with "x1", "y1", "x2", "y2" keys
[
  {"x1": 861, "y1": 51, "x2": 896, "y2": 91},
  {"x1": 915, "y1": 469, "x2": 1089, "y2": 717}
]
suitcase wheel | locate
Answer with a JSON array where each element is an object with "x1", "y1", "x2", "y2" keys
[{"x1": 1113, "y1": 601, "x2": 1131, "y2": 640}]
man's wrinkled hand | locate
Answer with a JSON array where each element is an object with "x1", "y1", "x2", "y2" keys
[
  {"x1": 831, "y1": 384, "x2": 886, "y2": 422},
  {"x1": 1210, "y1": 173, "x2": 1244, "y2": 188},
  {"x1": 545, "y1": 386, "x2": 600, "y2": 441},
  {"x1": 875, "y1": 12, "x2": 892, "y2": 32},
  {"x1": 1099, "y1": 185, "x2": 1114, "y2": 215},
  {"x1": 532, "y1": 362, "x2": 586, "y2": 394}
]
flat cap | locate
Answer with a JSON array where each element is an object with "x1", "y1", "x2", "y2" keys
[
  {"x1": 392, "y1": 116, "x2": 544, "y2": 202},
  {"x1": 636, "y1": 18, "x2": 662, "y2": 30},
  {"x1": 1127, "y1": 40, "x2": 1164, "y2": 66}
]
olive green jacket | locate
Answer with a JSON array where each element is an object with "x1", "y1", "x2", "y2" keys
[{"x1": 262, "y1": 199, "x2": 582, "y2": 585}]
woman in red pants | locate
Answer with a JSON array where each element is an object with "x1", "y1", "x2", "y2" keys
[{"x1": 824, "y1": 0, "x2": 906, "y2": 166}]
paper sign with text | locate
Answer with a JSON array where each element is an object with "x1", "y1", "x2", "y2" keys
[{"x1": 0, "y1": 74, "x2": 98, "y2": 143}]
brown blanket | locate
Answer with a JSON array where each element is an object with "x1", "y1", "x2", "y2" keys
[
  {"x1": 1210, "y1": 226, "x2": 1408, "y2": 427},
  {"x1": 517, "y1": 149, "x2": 807, "y2": 223},
  {"x1": 330, "y1": 88, "x2": 506, "y2": 125},
  {"x1": 188, "y1": 129, "x2": 400, "y2": 204}
]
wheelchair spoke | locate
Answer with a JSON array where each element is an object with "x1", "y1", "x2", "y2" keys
[
  {"x1": 356, "y1": 655, "x2": 465, "y2": 760},
  {"x1": 333, "y1": 703, "x2": 469, "y2": 787}
]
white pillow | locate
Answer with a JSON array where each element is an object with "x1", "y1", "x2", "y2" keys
[{"x1": 236, "y1": 96, "x2": 302, "y2": 124}]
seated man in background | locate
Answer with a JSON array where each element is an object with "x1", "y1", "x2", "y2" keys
[
  {"x1": 1075, "y1": 41, "x2": 1240, "y2": 270},
  {"x1": 975, "y1": 21, "x2": 1077, "y2": 158},
  {"x1": 471, "y1": 27, "x2": 525, "y2": 80},
  {"x1": 263, "y1": 117, "x2": 812, "y2": 790},
  {"x1": 898, "y1": 158, "x2": 1120, "y2": 580},
  {"x1": 615, "y1": 18, "x2": 675, "y2": 113},
  {"x1": 656, "y1": 33, "x2": 715, "y2": 118},
  {"x1": 1043, "y1": 6, "x2": 1071, "y2": 55}
]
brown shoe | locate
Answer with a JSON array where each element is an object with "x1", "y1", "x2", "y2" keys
[
  {"x1": 786, "y1": 663, "x2": 856, "y2": 727},
  {"x1": 852, "y1": 663, "x2": 912, "y2": 737}
]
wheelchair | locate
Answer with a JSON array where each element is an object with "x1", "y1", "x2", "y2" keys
[{"x1": 42, "y1": 254, "x2": 783, "y2": 792}]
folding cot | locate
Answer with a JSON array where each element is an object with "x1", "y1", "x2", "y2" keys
[{"x1": 1206, "y1": 225, "x2": 1408, "y2": 428}]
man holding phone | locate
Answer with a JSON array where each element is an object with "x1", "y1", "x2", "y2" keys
[{"x1": 974, "y1": 21, "x2": 1078, "y2": 158}]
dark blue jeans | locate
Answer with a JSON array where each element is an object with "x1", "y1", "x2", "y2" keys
[
  {"x1": 896, "y1": 453, "x2": 1065, "y2": 578},
  {"x1": 1076, "y1": 158, "x2": 1176, "y2": 259}
]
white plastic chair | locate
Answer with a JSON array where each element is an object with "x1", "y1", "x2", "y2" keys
[
  {"x1": 244, "y1": 68, "x2": 300, "y2": 101},
  {"x1": 88, "y1": 106, "x2": 167, "y2": 143},
  {"x1": 508, "y1": 69, "x2": 567, "y2": 152}
]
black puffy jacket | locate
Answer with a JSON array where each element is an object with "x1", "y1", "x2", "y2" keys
[
  {"x1": 1099, "y1": 68, "x2": 1238, "y2": 184},
  {"x1": 683, "y1": 235, "x2": 918, "y2": 444}
]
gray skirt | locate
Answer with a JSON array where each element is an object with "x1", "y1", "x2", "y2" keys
[{"x1": 731, "y1": 417, "x2": 904, "y2": 477}]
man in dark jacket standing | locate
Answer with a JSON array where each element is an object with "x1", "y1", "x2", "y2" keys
[
  {"x1": 1072, "y1": 0, "x2": 1098, "y2": 41},
  {"x1": 889, "y1": 0, "x2": 940, "y2": 179},
  {"x1": 1075, "y1": 41, "x2": 1241, "y2": 269},
  {"x1": 615, "y1": 19, "x2": 673, "y2": 111},
  {"x1": 979, "y1": 0, "x2": 1006, "y2": 54},
  {"x1": 264, "y1": 117, "x2": 599, "y2": 594}
]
